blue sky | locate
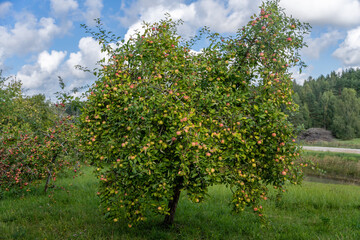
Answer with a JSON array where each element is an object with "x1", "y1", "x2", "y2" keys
[{"x1": 1, "y1": 0, "x2": 360, "y2": 99}]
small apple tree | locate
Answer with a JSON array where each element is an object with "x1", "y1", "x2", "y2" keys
[
  {"x1": 0, "y1": 119, "x2": 78, "y2": 193},
  {"x1": 0, "y1": 77, "x2": 82, "y2": 194},
  {"x1": 80, "y1": 0, "x2": 310, "y2": 226}
]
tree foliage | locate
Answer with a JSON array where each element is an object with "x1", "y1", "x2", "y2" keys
[{"x1": 80, "y1": 0, "x2": 310, "y2": 226}]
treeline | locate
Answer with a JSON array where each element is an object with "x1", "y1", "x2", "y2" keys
[{"x1": 291, "y1": 68, "x2": 360, "y2": 139}]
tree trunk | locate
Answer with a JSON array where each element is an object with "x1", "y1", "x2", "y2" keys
[
  {"x1": 44, "y1": 169, "x2": 51, "y2": 193},
  {"x1": 44, "y1": 154, "x2": 57, "y2": 193},
  {"x1": 163, "y1": 184, "x2": 182, "y2": 226}
]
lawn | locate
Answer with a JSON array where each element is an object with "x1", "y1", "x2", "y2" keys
[{"x1": 1, "y1": 166, "x2": 360, "y2": 239}]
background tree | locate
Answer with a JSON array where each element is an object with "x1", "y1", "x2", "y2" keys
[
  {"x1": 332, "y1": 88, "x2": 360, "y2": 139},
  {"x1": 292, "y1": 68, "x2": 360, "y2": 139},
  {"x1": 289, "y1": 92, "x2": 310, "y2": 129},
  {"x1": 80, "y1": 0, "x2": 310, "y2": 226},
  {"x1": 0, "y1": 72, "x2": 22, "y2": 132},
  {"x1": 0, "y1": 77, "x2": 82, "y2": 194},
  {"x1": 320, "y1": 90, "x2": 336, "y2": 130}
]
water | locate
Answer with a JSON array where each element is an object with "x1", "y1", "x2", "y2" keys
[{"x1": 305, "y1": 175, "x2": 360, "y2": 186}]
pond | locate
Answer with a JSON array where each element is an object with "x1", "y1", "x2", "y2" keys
[{"x1": 304, "y1": 175, "x2": 360, "y2": 186}]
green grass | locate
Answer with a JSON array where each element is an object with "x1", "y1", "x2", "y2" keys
[
  {"x1": 302, "y1": 150, "x2": 360, "y2": 161},
  {"x1": 302, "y1": 138, "x2": 360, "y2": 149},
  {"x1": 1, "y1": 166, "x2": 360, "y2": 239},
  {"x1": 299, "y1": 151, "x2": 360, "y2": 183}
]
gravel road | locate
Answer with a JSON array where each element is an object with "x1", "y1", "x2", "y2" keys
[{"x1": 303, "y1": 146, "x2": 360, "y2": 154}]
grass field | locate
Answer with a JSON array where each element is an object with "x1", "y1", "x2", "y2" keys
[
  {"x1": 1, "y1": 166, "x2": 360, "y2": 239},
  {"x1": 302, "y1": 138, "x2": 360, "y2": 149}
]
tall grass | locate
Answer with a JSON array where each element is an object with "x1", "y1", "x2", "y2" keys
[
  {"x1": 302, "y1": 138, "x2": 360, "y2": 149},
  {"x1": 300, "y1": 151, "x2": 360, "y2": 184},
  {"x1": 1, "y1": 166, "x2": 360, "y2": 239}
]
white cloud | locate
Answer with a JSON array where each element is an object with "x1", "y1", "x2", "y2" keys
[
  {"x1": 302, "y1": 31, "x2": 343, "y2": 59},
  {"x1": 121, "y1": 0, "x2": 261, "y2": 41},
  {"x1": 6, "y1": 0, "x2": 360, "y2": 98},
  {"x1": 124, "y1": 22, "x2": 145, "y2": 42},
  {"x1": 50, "y1": 0, "x2": 78, "y2": 16},
  {"x1": 0, "y1": 14, "x2": 62, "y2": 59},
  {"x1": 122, "y1": 2, "x2": 197, "y2": 41},
  {"x1": 291, "y1": 65, "x2": 314, "y2": 85},
  {"x1": 333, "y1": 26, "x2": 360, "y2": 66},
  {"x1": 280, "y1": 0, "x2": 360, "y2": 27},
  {"x1": 292, "y1": 71, "x2": 309, "y2": 85},
  {"x1": 38, "y1": 50, "x2": 67, "y2": 73},
  {"x1": 0, "y1": 1, "x2": 12, "y2": 17},
  {"x1": 0, "y1": 49, "x2": 4, "y2": 70},
  {"x1": 83, "y1": 0, "x2": 103, "y2": 26},
  {"x1": 335, "y1": 66, "x2": 360, "y2": 75},
  {"x1": 191, "y1": 0, "x2": 260, "y2": 33},
  {"x1": 61, "y1": 37, "x2": 108, "y2": 96},
  {"x1": 65, "y1": 36, "x2": 106, "y2": 77},
  {"x1": 16, "y1": 37, "x2": 106, "y2": 98},
  {"x1": 17, "y1": 50, "x2": 67, "y2": 90}
]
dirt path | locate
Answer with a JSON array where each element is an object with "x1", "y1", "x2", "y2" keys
[{"x1": 303, "y1": 146, "x2": 360, "y2": 154}]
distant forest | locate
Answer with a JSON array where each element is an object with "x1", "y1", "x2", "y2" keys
[{"x1": 291, "y1": 68, "x2": 360, "y2": 140}]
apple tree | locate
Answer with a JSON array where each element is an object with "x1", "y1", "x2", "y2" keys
[
  {"x1": 80, "y1": 0, "x2": 310, "y2": 226},
  {"x1": 0, "y1": 77, "x2": 82, "y2": 194}
]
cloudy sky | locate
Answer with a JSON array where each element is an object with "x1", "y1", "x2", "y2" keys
[{"x1": 1, "y1": 0, "x2": 360, "y2": 100}]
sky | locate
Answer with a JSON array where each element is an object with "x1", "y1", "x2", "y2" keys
[{"x1": 1, "y1": 0, "x2": 360, "y2": 100}]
